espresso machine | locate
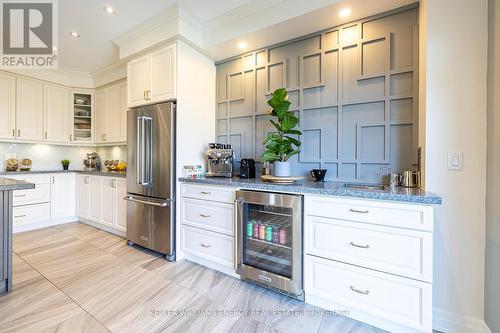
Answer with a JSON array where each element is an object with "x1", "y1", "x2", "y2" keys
[
  {"x1": 83, "y1": 152, "x2": 101, "y2": 171},
  {"x1": 206, "y1": 143, "x2": 234, "y2": 178}
]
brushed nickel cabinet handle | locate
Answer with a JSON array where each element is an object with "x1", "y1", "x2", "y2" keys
[
  {"x1": 200, "y1": 243, "x2": 211, "y2": 248},
  {"x1": 350, "y1": 242, "x2": 370, "y2": 249},
  {"x1": 144, "y1": 91, "x2": 148, "y2": 101},
  {"x1": 148, "y1": 90, "x2": 152, "y2": 101},
  {"x1": 70, "y1": 134, "x2": 73, "y2": 141},
  {"x1": 14, "y1": 194, "x2": 26, "y2": 198},
  {"x1": 52, "y1": 176, "x2": 55, "y2": 184},
  {"x1": 349, "y1": 208, "x2": 369, "y2": 214},
  {"x1": 12, "y1": 129, "x2": 15, "y2": 137},
  {"x1": 45, "y1": 132, "x2": 47, "y2": 140},
  {"x1": 350, "y1": 286, "x2": 370, "y2": 295},
  {"x1": 200, "y1": 213, "x2": 211, "y2": 218},
  {"x1": 200, "y1": 191, "x2": 211, "y2": 195},
  {"x1": 17, "y1": 129, "x2": 20, "y2": 137},
  {"x1": 15, "y1": 214, "x2": 26, "y2": 218}
]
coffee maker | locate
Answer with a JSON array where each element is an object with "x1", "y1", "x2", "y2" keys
[
  {"x1": 206, "y1": 143, "x2": 234, "y2": 178},
  {"x1": 83, "y1": 152, "x2": 101, "y2": 171}
]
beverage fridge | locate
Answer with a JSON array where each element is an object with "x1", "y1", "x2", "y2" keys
[
  {"x1": 125, "y1": 102, "x2": 176, "y2": 261},
  {"x1": 235, "y1": 190, "x2": 304, "y2": 300}
]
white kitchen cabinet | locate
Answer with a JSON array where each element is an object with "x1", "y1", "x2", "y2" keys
[
  {"x1": 127, "y1": 44, "x2": 176, "y2": 108},
  {"x1": 50, "y1": 173, "x2": 76, "y2": 220},
  {"x1": 76, "y1": 174, "x2": 90, "y2": 219},
  {"x1": 16, "y1": 78, "x2": 43, "y2": 141},
  {"x1": 101, "y1": 177, "x2": 115, "y2": 227},
  {"x1": 116, "y1": 178, "x2": 127, "y2": 232},
  {"x1": 95, "y1": 81, "x2": 127, "y2": 143},
  {"x1": 0, "y1": 72, "x2": 16, "y2": 140},
  {"x1": 44, "y1": 84, "x2": 70, "y2": 143},
  {"x1": 76, "y1": 174, "x2": 101, "y2": 223},
  {"x1": 71, "y1": 91, "x2": 94, "y2": 143}
]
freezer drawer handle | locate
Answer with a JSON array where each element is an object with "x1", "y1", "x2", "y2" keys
[
  {"x1": 350, "y1": 286, "x2": 370, "y2": 295},
  {"x1": 124, "y1": 196, "x2": 172, "y2": 207}
]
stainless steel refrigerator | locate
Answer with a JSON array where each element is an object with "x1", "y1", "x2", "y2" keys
[{"x1": 125, "y1": 101, "x2": 176, "y2": 261}]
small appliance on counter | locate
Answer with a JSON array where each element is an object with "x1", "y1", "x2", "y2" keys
[
  {"x1": 239, "y1": 158, "x2": 256, "y2": 179},
  {"x1": 401, "y1": 170, "x2": 421, "y2": 188},
  {"x1": 83, "y1": 152, "x2": 101, "y2": 171},
  {"x1": 206, "y1": 143, "x2": 234, "y2": 178},
  {"x1": 310, "y1": 169, "x2": 327, "y2": 182}
]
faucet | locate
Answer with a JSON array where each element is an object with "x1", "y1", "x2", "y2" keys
[
  {"x1": 377, "y1": 166, "x2": 392, "y2": 177},
  {"x1": 378, "y1": 166, "x2": 400, "y2": 188}
]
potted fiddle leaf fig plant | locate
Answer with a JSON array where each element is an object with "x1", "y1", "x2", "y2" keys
[{"x1": 262, "y1": 88, "x2": 302, "y2": 177}]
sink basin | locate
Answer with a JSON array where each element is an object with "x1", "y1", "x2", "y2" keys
[{"x1": 343, "y1": 183, "x2": 386, "y2": 191}]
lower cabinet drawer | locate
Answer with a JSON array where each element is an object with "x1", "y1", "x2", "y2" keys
[
  {"x1": 305, "y1": 255, "x2": 432, "y2": 332},
  {"x1": 182, "y1": 225, "x2": 234, "y2": 268},
  {"x1": 181, "y1": 198, "x2": 234, "y2": 236},
  {"x1": 13, "y1": 203, "x2": 51, "y2": 226},
  {"x1": 6, "y1": 174, "x2": 51, "y2": 185},
  {"x1": 305, "y1": 216, "x2": 432, "y2": 282},
  {"x1": 13, "y1": 184, "x2": 50, "y2": 207},
  {"x1": 181, "y1": 184, "x2": 235, "y2": 204}
]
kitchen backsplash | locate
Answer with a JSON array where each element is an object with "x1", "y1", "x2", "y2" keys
[{"x1": 0, "y1": 142, "x2": 126, "y2": 171}]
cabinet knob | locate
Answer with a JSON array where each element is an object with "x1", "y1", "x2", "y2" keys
[{"x1": 17, "y1": 129, "x2": 20, "y2": 137}]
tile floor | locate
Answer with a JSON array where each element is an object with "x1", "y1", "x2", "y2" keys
[{"x1": 0, "y1": 222, "x2": 390, "y2": 333}]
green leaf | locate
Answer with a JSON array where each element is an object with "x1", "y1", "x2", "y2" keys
[
  {"x1": 281, "y1": 113, "x2": 299, "y2": 131},
  {"x1": 284, "y1": 136, "x2": 301, "y2": 146},
  {"x1": 286, "y1": 129, "x2": 302, "y2": 135},
  {"x1": 262, "y1": 152, "x2": 279, "y2": 162},
  {"x1": 269, "y1": 119, "x2": 282, "y2": 132},
  {"x1": 284, "y1": 150, "x2": 300, "y2": 161}
]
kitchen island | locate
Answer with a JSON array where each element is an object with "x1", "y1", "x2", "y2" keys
[{"x1": 0, "y1": 178, "x2": 35, "y2": 295}]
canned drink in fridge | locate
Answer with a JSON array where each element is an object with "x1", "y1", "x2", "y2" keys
[
  {"x1": 253, "y1": 223, "x2": 259, "y2": 239},
  {"x1": 265, "y1": 226, "x2": 273, "y2": 242},
  {"x1": 247, "y1": 221, "x2": 254, "y2": 237},
  {"x1": 259, "y1": 224, "x2": 266, "y2": 240},
  {"x1": 272, "y1": 226, "x2": 279, "y2": 243},
  {"x1": 279, "y1": 228, "x2": 287, "y2": 245}
]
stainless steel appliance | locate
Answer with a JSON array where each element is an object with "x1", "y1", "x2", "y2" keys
[
  {"x1": 125, "y1": 102, "x2": 176, "y2": 261},
  {"x1": 401, "y1": 170, "x2": 421, "y2": 188},
  {"x1": 235, "y1": 190, "x2": 304, "y2": 300},
  {"x1": 83, "y1": 152, "x2": 101, "y2": 171},
  {"x1": 206, "y1": 143, "x2": 234, "y2": 178}
]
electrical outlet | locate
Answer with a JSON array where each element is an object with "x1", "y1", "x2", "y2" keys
[{"x1": 448, "y1": 152, "x2": 463, "y2": 170}]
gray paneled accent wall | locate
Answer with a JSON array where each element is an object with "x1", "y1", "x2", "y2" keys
[{"x1": 216, "y1": 7, "x2": 418, "y2": 182}]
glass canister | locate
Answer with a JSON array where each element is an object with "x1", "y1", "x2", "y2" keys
[
  {"x1": 265, "y1": 226, "x2": 273, "y2": 242},
  {"x1": 259, "y1": 224, "x2": 266, "y2": 240}
]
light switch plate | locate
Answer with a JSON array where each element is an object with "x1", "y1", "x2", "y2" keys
[{"x1": 448, "y1": 152, "x2": 463, "y2": 170}]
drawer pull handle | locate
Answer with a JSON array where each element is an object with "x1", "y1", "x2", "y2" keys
[
  {"x1": 350, "y1": 286, "x2": 370, "y2": 295},
  {"x1": 349, "y1": 208, "x2": 369, "y2": 214},
  {"x1": 200, "y1": 213, "x2": 211, "y2": 218},
  {"x1": 14, "y1": 194, "x2": 26, "y2": 198},
  {"x1": 200, "y1": 191, "x2": 211, "y2": 195},
  {"x1": 200, "y1": 243, "x2": 211, "y2": 248},
  {"x1": 350, "y1": 242, "x2": 370, "y2": 249},
  {"x1": 15, "y1": 214, "x2": 26, "y2": 218}
]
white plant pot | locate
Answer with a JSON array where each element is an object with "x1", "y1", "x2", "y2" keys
[{"x1": 273, "y1": 161, "x2": 291, "y2": 177}]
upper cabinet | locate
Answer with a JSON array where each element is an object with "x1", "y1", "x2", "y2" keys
[
  {"x1": 16, "y1": 78, "x2": 43, "y2": 141},
  {"x1": 44, "y1": 84, "x2": 70, "y2": 143},
  {"x1": 95, "y1": 80, "x2": 127, "y2": 144},
  {"x1": 72, "y1": 91, "x2": 94, "y2": 143},
  {"x1": 127, "y1": 44, "x2": 176, "y2": 108},
  {"x1": 0, "y1": 72, "x2": 16, "y2": 140}
]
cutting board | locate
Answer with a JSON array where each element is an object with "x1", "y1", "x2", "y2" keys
[{"x1": 261, "y1": 175, "x2": 303, "y2": 183}]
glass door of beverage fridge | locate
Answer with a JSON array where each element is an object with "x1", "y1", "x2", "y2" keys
[{"x1": 235, "y1": 190, "x2": 303, "y2": 299}]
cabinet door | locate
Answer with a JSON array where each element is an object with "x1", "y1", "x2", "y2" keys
[
  {"x1": 101, "y1": 177, "x2": 116, "y2": 227},
  {"x1": 0, "y1": 73, "x2": 16, "y2": 140},
  {"x1": 76, "y1": 175, "x2": 89, "y2": 219},
  {"x1": 16, "y1": 78, "x2": 43, "y2": 141},
  {"x1": 104, "y1": 84, "x2": 122, "y2": 142},
  {"x1": 115, "y1": 178, "x2": 127, "y2": 232},
  {"x1": 150, "y1": 45, "x2": 176, "y2": 102},
  {"x1": 44, "y1": 84, "x2": 70, "y2": 143},
  {"x1": 95, "y1": 89, "x2": 106, "y2": 143},
  {"x1": 119, "y1": 82, "x2": 127, "y2": 142},
  {"x1": 51, "y1": 174, "x2": 76, "y2": 219},
  {"x1": 127, "y1": 56, "x2": 150, "y2": 108},
  {"x1": 88, "y1": 176, "x2": 101, "y2": 222}
]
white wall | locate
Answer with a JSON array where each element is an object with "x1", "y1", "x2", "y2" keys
[
  {"x1": 485, "y1": 0, "x2": 500, "y2": 332},
  {"x1": 420, "y1": 0, "x2": 489, "y2": 332}
]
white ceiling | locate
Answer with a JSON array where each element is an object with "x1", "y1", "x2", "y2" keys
[{"x1": 55, "y1": 0, "x2": 417, "y2": 74}]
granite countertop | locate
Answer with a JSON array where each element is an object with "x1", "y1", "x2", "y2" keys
[
  {"x1": 0, "y1": 178, "x2": 35, "y2": 191},
  {"x1": 0, "y1": 170, "x2": 127, "y2": 178},
  {"x1": 179, "y1": 176, "x2": 442, "y2": 205}
]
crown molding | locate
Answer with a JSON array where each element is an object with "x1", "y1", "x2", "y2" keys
[{"x1": 3, "y1": 68, "x2": 94, "y2": 88}]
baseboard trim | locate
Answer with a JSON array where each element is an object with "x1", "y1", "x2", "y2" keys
[
  {"x1": 433, "y1": 308, "x2": 492, "y2": 333},
  {"x1": 78, "y1": 218, "x2": 126, "y2": 237},
  {"x1": 13, "y1": 216, "x2": 78, "y2": 233}
]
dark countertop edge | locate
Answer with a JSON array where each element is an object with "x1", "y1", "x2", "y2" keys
[
  {"x1": 0, "y1": 170, "x2": 127, "y2": 178},
  {"x1": 178, "y1": 177, "x2": 442, "y2": 205}
]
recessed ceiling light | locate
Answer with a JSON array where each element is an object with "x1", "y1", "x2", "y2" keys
[
  {"x1": 238, "y1": 41, "x2": 248, "y2": 49},
  {"x1": 70, "y1": 31, "x2": 80, "y2": 38},
  {"x1": 103, "y1": 6, "x2": 116, "y2": 15},
  {"x1": 339, "y1": 8, "x2": 352, "y2": 18}
]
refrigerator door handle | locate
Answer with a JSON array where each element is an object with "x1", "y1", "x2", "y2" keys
[
  {"x1": 142, "y1": 116, "x2": 153, "y2": 185},
  {"x1": 124, "y1": 196, "x2": 173, "y2": 207},
  {"x1": 235, "y1": 197, "x2": 244, "y2": 271},
  {"x1": 136, "y1": 116, "x2": 143, "y2": 185}
]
